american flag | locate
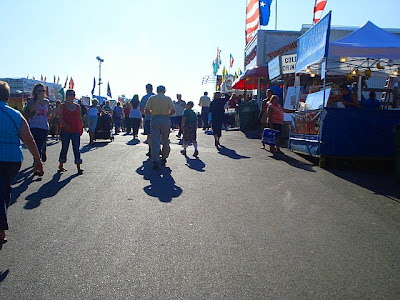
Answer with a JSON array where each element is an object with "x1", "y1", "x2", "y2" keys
[
  {"x1": 245, "y1": 0, "x2": 273, "y2": 44},
  {"x1": 313, "y1": 0, "x2": 328, "y2": 24}
]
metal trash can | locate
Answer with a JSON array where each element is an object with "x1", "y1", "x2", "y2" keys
[{"x1": 238, "y1": 101, "x2": 257, "y2": 131}]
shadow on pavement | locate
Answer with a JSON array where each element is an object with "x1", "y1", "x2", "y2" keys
[
  {"x1": 296, "y1": 154, "x2": 399, "y2": 202},
  {"x1": 217, "y1": 146, "x2": 250, "y2": 160},
  {"x1": 329, "y1": 164, "x2": 399, "y2": 203},
  {"x1": 24, "y1": 172, "x2": 79, "y2": 209},
  {"x1": 80, "y1": 142, "x2": 109, "y2": 153},
  {"x1": 185, "y1": 156, "x2": 205, "y2": 172},
  {"x1": 136, "y1": 162, "x2": 182, "y2": 203},
  {"x1": 10, "y1": 166, "x2": 42, "y2": 206},
  {"x1": 126, "y1": 139, "x2": 140, "y2": 146},
  {"x1": 0, "y1": 269, "x2": 9, "y2": 281},
  {"x1": 270, "y1": 152, "x2": 316, "y2": 172},
  {"x1": 242, "y1": 129, "x2": 262, "y2": 139}
]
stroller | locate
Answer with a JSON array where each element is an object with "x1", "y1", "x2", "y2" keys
[{"x1": 94, "y1": 113, "x2": 114, "y2": 142}]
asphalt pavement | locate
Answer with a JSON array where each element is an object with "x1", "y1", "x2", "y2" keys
[{"x1": 1, "y1": 128, "x2": 400, "y2": 299}]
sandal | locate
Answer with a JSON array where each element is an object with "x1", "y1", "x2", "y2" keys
[
  {"x1": 0, "y1": 230, "x2": 7, "y2": 244},
  {"x1": 58, "y1": 167, "x2": 67, "y2": 172}
]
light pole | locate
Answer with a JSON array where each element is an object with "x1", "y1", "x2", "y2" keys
[{"x1": 96, "y1": 56, "x2": 104, "y2": 98}]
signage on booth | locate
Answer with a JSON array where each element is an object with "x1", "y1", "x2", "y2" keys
[
  {"x1": 268, "y1": 56, "x2": 281, "y2": 80},
  {"x1": 295, "y1": 11, "x2": 332, "y2": 73},
  {"x1": 281, "y1": 54, "x2": 297, "y2": 74}
]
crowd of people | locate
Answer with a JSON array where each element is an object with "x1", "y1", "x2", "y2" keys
[{"x1": 0, "y1": 80, "x2": 244, "y2": 244}]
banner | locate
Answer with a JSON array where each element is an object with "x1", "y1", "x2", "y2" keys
[{"x1": 295, "y1": 11, "x2": 331, "y2": 73}]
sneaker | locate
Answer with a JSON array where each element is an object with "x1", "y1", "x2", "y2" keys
[
  {"x1": 180, "y1": 149, "x2": 186, "y2": 156},
  {"x1": 161, "y1": 159, "x2": 167, "y2": 166},
  {"x1": 152, "y1": 162, "x2": 159, "y2": 170},
  {"x1": 193, "y1": 150, "x2": 199, "y2": 157}
]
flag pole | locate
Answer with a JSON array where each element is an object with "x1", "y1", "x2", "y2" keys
[{"x1": 275, "y1": 0, "x2": 278, "y2": 30}]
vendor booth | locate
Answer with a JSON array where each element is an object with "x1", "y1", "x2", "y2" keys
[
  {"x1": 0, "y1": 78, "x2": 63, "y2": 110},
  {"x1": 289, "y1": 15, "x2": 400, "y2": 167}
]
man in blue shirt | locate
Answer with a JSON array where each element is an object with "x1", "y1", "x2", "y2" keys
[
  {"x1": 139, "y1": 84, "x2": 155, "y2": 156},
  {"x1": 360, "y1": 91, "x2": 381, "y2": 109}
]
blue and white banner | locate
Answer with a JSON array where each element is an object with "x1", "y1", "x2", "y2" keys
[{"x1": 295, "y1": 11, "x2": 331, "y2": 73}]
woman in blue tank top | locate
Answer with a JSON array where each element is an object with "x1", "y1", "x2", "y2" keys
[{"x1": 0, "y1": 81, "x2": 43, "y2": 245}]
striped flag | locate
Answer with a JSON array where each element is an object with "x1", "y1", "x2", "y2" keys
[
  {"x1": 245, "y1": 0, "x2": 273, "y2": 44},
  {"x1": 230, "y1": 54, "x2": 234, "y2": 68},
  {"x1": 313, "y1": 0, "x2": 328, "y2": 24}
]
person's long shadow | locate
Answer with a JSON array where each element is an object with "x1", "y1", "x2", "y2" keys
[
  {"x1": 10, "y1": 166, "x2": 42, "y2": 206},
  {"x1": 0, "y1": 269, "x2": 9, "y2": 280},
  {"x1": 136, "y1": 162, "x2": 182, "y2": 203},
  {"x1": 185, "y1": 156, "x2": 205, "y2": 172},
  {"x1": 217, "y1": 145, "x2": 250, "y2": 160},
  {"x1": 126, "y1": 139, "x2": 140, "y2": 146},
  {"x1": 24, "y1": 172, "x2": 78, "y2": 210},
  {"x1": 269, "y1": 152, "x2": 316, "y2": 172},
  {"x1": 80, "y1": 142, "x2": 108, "y2": 153}
]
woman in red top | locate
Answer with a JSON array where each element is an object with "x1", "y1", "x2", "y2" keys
[
  {"x1": 58, "y1": 90, "x2": 84, "y2": 174},
  {"x1": 267, "y1": 95, "x2": 295, "y2": 154}
]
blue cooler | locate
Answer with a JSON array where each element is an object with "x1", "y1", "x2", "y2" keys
[{"x1": 262, "y1": 128, "x2": 280, "y2": 146}]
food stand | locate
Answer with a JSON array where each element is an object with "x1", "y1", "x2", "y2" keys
[{"x1": 289, "y1": 17, "x2": 400, "y2": 167}]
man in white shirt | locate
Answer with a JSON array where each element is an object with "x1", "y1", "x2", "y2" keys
[
  {"x1": 174, "y1": 94, "x2": 186, "y2": 138},
  {"x1": 198, "y1": 91, "x2": 211, "y2": 130}
]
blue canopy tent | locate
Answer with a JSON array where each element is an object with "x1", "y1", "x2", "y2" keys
[
  {"x1": 329, "y1": 21, "x2": 400, "y2": 60},
  {"x1": 289, "y1": 21, "x2": 400, "y2": 165}
]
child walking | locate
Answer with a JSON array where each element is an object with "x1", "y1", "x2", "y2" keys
[{"x1": 180, "y1": 101, "x2": 199, "y2": 157}]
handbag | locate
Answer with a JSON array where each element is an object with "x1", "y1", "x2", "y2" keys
[{"x1": 22, "y1": 101, "x2": 35, "y2": 120}]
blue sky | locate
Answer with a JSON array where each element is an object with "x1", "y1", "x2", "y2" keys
[{"x1": 1, "y1": 0, "x2": 399, "y2": 105}]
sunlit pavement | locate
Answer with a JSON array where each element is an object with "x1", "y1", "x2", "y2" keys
[{"x1": 1, "y1": 128, "x2": 400, "y2": 299}]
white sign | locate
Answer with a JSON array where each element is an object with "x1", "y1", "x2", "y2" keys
[
  {"x1": 305, "y1": 88, "x2": 331, "y2": 110},
  {"x1": 268, "y1": 56, "x2": 281, "y2": 80},
  {"x1": 281, "y1": 54, "x2": 297, "y2": 74},
  {"x1": 284, "y1": 86, "x2": 301, "y2": 109}
]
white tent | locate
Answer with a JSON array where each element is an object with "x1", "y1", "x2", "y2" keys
[{"x1": 329, "y1": 21, "x2": 400, "y2": 60}]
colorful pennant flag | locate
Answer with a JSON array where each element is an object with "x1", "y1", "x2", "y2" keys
[
  {"x1": 222, "y1": 66, "x2": 227, "y2": 82},
  {"x1": 69, "y1": 77, "x2": 75, "y2": 89},
  {"x1": 91, "y1": 77, "x2": 96, "y2": 95},
  {"x1": 64, "y1": 76, "x2": 68, "y2": 88},
  {"x1": 216, "y1": 47, "x2": 222, "y2": 66},
  {"x1": 107, "y1": 82, "x2": 112, "y2": 98},
  {"x1": 230, "y1": 54, "x2": 234, "y2": 68},
  {"x1": 57, "y1": 76, "x2": 60, "y2": 84}
]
